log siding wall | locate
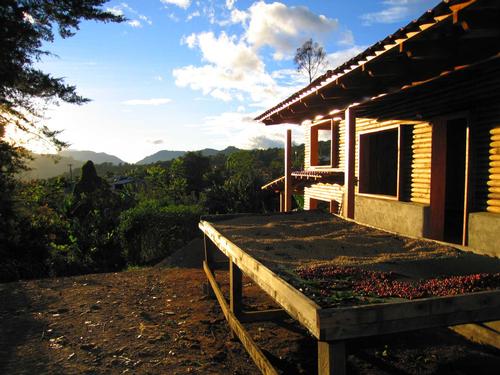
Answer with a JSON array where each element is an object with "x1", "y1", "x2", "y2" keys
[
  {"x1": 487, "y1": 127, "x2": 500, "y2": 214},
  {"x1": 304, "y1": 118, "x2": 430, "y2": 209}
]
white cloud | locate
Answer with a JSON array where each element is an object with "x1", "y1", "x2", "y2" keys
[
  {"x1": 192, "y1": 31, "x2": 262, "y2": 70},
  {"x1": 154, "y1": 75, "x2": 164, "y2": 81},
  {"x1": 338, "y1": 29, "x2": 354, "y2": 46},
  {"x1": 168, "y1": 13, "x2": 180, "y2": 22},
  {"x1": 161, "y1": 0, "x2": 191, "y2": 10},
  {"x1": 173, "y1": 1, "x2": 360, "y2": 111},
  {"x1": 245, "y1": 1, "x2": 338, "y2": 59},
  {"x1": 173, "y1": 31, "x2": 301, "y2": 107},
  {"x1": 128, "y1": 20, "x2": 142, "y2": 28},
  {"x1": 182, "y1": 33, "x2": 197, "y2": 48},
  {"x1": 139, "y1": 14, "x2": 153, "y2": 25},
  {"x1": 210, "y1": 88, "x2": 233, "y2": 102},
  {"x1": 226, "y1": 0, "x2": 236, "y2": 11},
  {"x1": 147, "y1": 139, "x2": 164, "y2": 145},
  {"x1": 106, "y1": 6, "x2": 124, "y2": 16},
  {"x1": 198, "y1": 111, "x2": 304, "y2": 151},
  {"x1": 360, "y1": 0, "x2": 437, "y2": 25},
  {"x1": 187, "y1": 10, "x2": 200, "y2": 20},
  {"x1": 230, "y1": 8, "x2": 248, "y2": 24},
  {"x1": 108, "y1": 4, "x2": 152, "y2": 28},
  {"x1": 327, "y1": 46, "x2": 366, "y2": 69},
  {"x1": 122, "y1": 98, "x2": 172, "y2": 106}
]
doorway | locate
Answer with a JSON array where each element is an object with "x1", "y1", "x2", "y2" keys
[{"x1": 430, "y1": 117, "x2": 469, "y2": 244}]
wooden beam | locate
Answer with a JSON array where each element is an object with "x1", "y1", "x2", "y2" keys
[
  {"x1": 203, "y1": 262, "x2": 279, "y2": 375},
  {"x1": 284, "y1": 129, "x2": 292, "y2": 212},
  {"x1": 462, "y1": 122, "x2": 472, "y2": 246},
  {"x1": 330, "y1": 120, "x2": 339, "y2": 168},
  {"x1": 199, "y1": 221, "x2": 321, "y2": 337},
  {"x1": 318, "y1": 341, "x2": 346, "y2": 375},
  {"x1": 344, "y1": 107, "x2": 356, "y2": 219},
  {"x1": 317, "y1": 290, "x2": 500, "y2": 341}
]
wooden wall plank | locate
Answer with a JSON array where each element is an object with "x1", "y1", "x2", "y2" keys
[{"x1": 318, "y1": 290, "x2": 500, "y2": 341}]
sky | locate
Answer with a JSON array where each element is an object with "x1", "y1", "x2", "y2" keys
[{"x1": 14, "y1": 0, "x2": 440, "y2": 163}]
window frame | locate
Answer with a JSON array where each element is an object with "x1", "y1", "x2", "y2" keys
[
  {"x1": 309, "y1": 119, "x2": 339, "y2": 169},
  {"x1": 357, "y1": 124, "x2": 407, "y2": 201}
]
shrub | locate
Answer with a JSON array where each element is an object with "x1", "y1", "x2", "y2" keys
[{"x1": 119, "y1": 201, "x2": 203, "y2": 265}]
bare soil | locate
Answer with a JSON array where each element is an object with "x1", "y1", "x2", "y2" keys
[{"x1": 1, "y1": 236, "x2": 499, "y2": 374}]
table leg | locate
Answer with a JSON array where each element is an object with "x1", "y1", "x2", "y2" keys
[{"x1": 318, "y1": 340, "x2": 346, "y2": 375}]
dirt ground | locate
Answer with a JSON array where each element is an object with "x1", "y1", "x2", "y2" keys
[{"x1": 1, "y1": 238, "x2": 500, "y2": 375}]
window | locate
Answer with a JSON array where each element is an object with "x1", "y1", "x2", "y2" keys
[
  {"x1": 310, "y1": 121, "x2": 339, "y2": 168},
  {"x1": 359, "y1": 128, "x2": 399, "y2": 197}
]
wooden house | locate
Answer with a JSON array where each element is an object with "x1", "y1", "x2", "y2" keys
[
  {"x1": 198, "y1": 3, "x2": 500, "y2": 373},
  {"x1": 257, "y1": 0, "x2": 500, "y2": 258}
]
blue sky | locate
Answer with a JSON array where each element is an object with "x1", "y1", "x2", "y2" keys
[{"x1": 18, "y1": 0, "x2": 439, "y2": 163}]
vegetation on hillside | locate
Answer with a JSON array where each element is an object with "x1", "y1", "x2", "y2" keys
[{"x1": 0, "y1": 145, "x2": 305, "y2": 282}]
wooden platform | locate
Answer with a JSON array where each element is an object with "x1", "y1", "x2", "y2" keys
[{"x1": 199, "y1": 211, "x2": 500, "y2": 374}]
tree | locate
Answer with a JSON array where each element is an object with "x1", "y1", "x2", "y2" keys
[
  {"x1": 0, "y1": 1, "x2": 123, "y2": 146},
  {"x1": 0, "y1": 2, "x2": 123, "y2": 278},
  {"x1": 294, "y1": 38, "x2": 328, "y2": 83}
]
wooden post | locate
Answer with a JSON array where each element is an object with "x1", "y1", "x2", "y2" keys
[
  {"x1": 203, "y1": 235, "x2": 215, "y2": 298},
  {"x1": 344, "y1": 108, "x2": 356, "y2": 219},
  {"x1": 331, "y1": 120, "x2": 339, "y2": 168},
  {"x1": 462, "y1": 122, "x2": 473, "y2": 246},
  {"x1": 284, "y1": 129, "x2": 292, "y2": 212},
  {"x1": 230, "y1": 260, "x2": 242, "y2": 317},
  {"x1": 318, "y1": 341, "x2": 346, "y2": 375},
  {"x1": 230, "y1": 260, "x2": 243, "y2": 340},
  {"x1": 279, "y1": 192, "x2": 284, "y2": 212},
  {"x1": 309, "y1": 197, "x2": 318, "y2": 210},
  {"x1": 430, "y1": 120, "x2": 447, "y2": 241},
  {"x1": 329, "y1": 200, "x2": 339, "y2": 214},
  {"x1": 310, "y1": 125, "x2": 319, "y2": 166}
]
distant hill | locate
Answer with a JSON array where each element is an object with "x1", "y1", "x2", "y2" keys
[
  {"x1": 20, "y1": 154, "x2": 84, "y2": 180},
  {"x1": 136, "y1": 150, "x2": 186, "y2": 165},
  {"x1": 59, "y1": 150, "x2": 125, "y2": 165},
  {"x1": 136, "y1": 146, "x2": 241, "y2": 164}
]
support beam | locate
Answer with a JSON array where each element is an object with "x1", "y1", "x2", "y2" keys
[
  {"x1": 318, "y1": 341, "x2": 346, "y2": 375},
  {"x1": 203, "y1": 235, "x2": 216, "y2": 298},
  {"x1": 284, "y1": 129, "x2": 292, "y2": 212},
  {"x1": 344, "y1": 107, "x2": 356, "y2": 219},
  {"x1": 230, "y1": 260, "x2": 242, "y2": 318},
  {"x1": 310, "y1": 125, "x2": 319, "y2": 167},
  {"x1": 331, "y1": 120, "x2": 339, "y2": 168}
]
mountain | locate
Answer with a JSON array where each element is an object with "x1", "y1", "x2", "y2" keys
[
  {"x1": 59, "y1": 150, "x2": 125, "y2": 165},
  {"x1": 20, "y1": 154, "x2": 84, "y2": 180},
  {"x1": 136, "y1": 146, "x2": 241, "y2": 164},
  {"x1": 136, "y1": 150, "x2": 187, "y2": 165}
]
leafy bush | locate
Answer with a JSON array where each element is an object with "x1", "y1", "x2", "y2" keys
[{"x1": 119, "y1": 201, "x2": 203, "y2": 265}]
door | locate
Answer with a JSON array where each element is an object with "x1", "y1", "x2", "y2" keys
[{"x1": 430, "y1": 117, "x2": 469, "y2": 244}]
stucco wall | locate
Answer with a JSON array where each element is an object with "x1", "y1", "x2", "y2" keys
[
  {"x1": 468, "y1": 212, "x2": 500, "y2": 258},
  {"x1": 354, "y1": 195, "x2": 429, "y2": 238}
]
